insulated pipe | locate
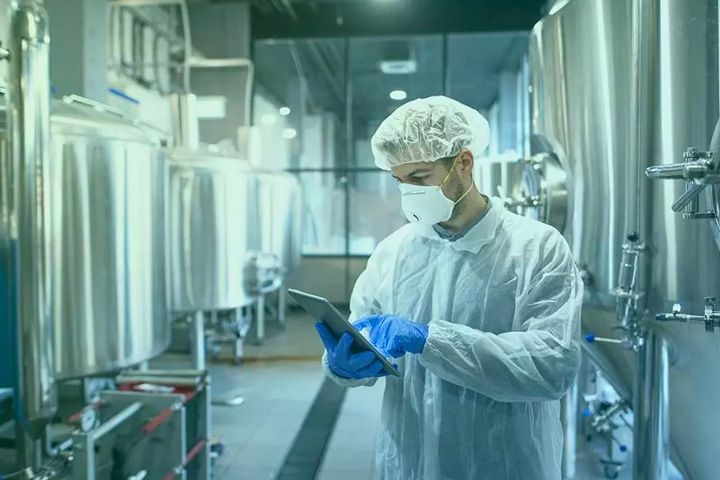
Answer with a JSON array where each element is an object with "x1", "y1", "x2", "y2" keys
[
  {"x1": 3, "y1": 0, "x2": 56, "y2": 470},
  {"x1": 632, "y1": 327, "x2": 670, "y2": 480}
]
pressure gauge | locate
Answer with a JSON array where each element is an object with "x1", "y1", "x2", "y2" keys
[{"x1": 80, "y1": 408, "x2": 97, "y2": 432}]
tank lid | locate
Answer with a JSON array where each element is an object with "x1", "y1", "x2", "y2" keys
[{"x1": 50, "y1": 96, "x2": 164, "y2": 144}]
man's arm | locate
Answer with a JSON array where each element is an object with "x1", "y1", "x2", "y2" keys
[{"x1": 417, "y1": 231, "x2": 583, "y2": 402}]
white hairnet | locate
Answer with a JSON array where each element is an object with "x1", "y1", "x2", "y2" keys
[{"x1": 370, "y1": 95, "x2": 491, "y2": 170}]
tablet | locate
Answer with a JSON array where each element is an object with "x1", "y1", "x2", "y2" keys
[{"x1": 288, "y1": 289, "x2": 400, "y2": 377}]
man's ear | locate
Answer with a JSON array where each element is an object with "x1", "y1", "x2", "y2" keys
[{"x1": 457, "y1": 150, "x2": 475, "y2": 177}]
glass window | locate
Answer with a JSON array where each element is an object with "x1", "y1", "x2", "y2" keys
[
  {"x1": 253, "y1": 39, "x2": 347, "y2": 171},
  {"x1": 348, "y1": 171, "x2": 406, "y2": 256},
  {"x1": 298, "y1": 171, "x2": 347, "y2": 256}
]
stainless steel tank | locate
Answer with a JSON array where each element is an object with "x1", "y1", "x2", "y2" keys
[
  {"x1": 50, "y1": 96, "x2": 169, "y2": 380},
  {"x1": 523, "y1": 1, "x2": 720, "y2": 478},
  {"x1": 255, "y1": 171, "x2": 303, "y2": 280},
  {"x1": 167, "y1": 147, "x2": 261, "y2": 311}
]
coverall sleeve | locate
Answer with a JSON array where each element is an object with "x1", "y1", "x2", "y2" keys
[
  {"x1": 417, "y1": 231, "x2": 583, "y2": 402},
  {"x1": 321, "y1": 249, "x2": 384, "y2": 388}
]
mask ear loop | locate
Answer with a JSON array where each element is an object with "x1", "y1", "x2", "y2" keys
[
  {"x1": 439, "y1": 153, "x2": 474, "y2": 205},
  {"x1": 453, "y1": 180, "x2": 475, "y2": 206}
]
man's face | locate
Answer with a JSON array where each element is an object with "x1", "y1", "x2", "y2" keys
[{"x1": 390, "y1": 153, "x2": 470, "y2": 203}]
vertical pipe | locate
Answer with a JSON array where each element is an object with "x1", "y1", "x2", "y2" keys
[
  {"x1": 561, "y1": 379, "x2": 578, "y2": 479},
  {"x1": 170, "y1": 93, "x2": 200, "y2": 149},
  {"x1": 629, "y1": 0, "x2": 658, "y2": 287},
  {"x1": 191, "y1": 311, "x2": 206, "y2": 371},
  {"x1": 278, "y1": 282, "x2": 286, "y2": 327},
  {"x1": 4, "y1": 0, "x2": 56, "y2": 469},
  {"x1": 257, "y1": 294, "x2": 266, "y2": 343},
  {"x1": 632, "y1": 328, "x2": 670, "y2": 480}
]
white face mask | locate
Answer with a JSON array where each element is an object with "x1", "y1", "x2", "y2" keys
[
  {"x1": 399, "y1": 183, "x2": 456, "y2": 225},
  {"x1": 398, "y1": 159, "x2": 473, "y2": 226}
]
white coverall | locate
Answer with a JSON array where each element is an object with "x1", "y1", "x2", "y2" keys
[{"x1": 322, "y1": 197, "x2": 583, "y2": 480}]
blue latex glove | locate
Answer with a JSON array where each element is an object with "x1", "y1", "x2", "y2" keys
[
  {"x1": 354, "y1": 314, "x2": 429, "y2": 358},
  {"x1": 314, "y1": 322, "x2": 389, "y2": 379}
]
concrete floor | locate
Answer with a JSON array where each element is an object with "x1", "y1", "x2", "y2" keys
[{"x1": 204, "y1": 312, "x2": 657, "y2": 480}]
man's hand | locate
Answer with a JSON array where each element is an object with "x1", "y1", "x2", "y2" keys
[
  {"x1": 315, "y1": 322, "x2": 389, "y2": 379},
  {"x1": 354, "y1": 314, "x2": 429, "y2": 358}
]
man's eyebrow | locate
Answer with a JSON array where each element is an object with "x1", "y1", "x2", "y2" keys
[{"x1": 406, "y1": 168, "x2": 432, "y2": 177}]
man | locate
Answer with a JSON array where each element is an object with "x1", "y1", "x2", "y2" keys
[{"x1": 314, "y1": 96, "x2": 582, "y2": 480}]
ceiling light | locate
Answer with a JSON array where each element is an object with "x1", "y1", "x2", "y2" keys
[
  {"x1": 279, "y1": 107, "x2": 291, "y2": 116},
  {"x1": 261, "y1": 114, "x2": 277, "y2": 125},
  {"x1": 389, "y1": 90, "x2": 407, "y2": 101},
  {"x1": 282, "y1": 128, "x2": 297, "y2": 140}
]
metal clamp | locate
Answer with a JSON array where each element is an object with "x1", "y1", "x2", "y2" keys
[{"x1": 655, "y1": 297, "x2": 720, "y2": 333}]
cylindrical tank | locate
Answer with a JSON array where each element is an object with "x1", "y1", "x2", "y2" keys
[
  {"x1": 167, "y1": 147, "x2": 261, "y2": 311},
  {"x1": 525, "y1": 1, "x2": 720, "y2": 479},
  {"x1": 50, "y1": 97, "x2": 169, "y2": 380},
  {"x1": 255, "y1": 171, "x2": 303, "y2": 280}
]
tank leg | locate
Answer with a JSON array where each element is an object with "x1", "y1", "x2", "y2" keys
[
  {"x1": 191, "y1": 311, "x2": 206, "y2": 371},
  {"x1": 632, "y1": 327, "x2": 670, "y2": 480},
  {"x1": 278, "y1": 283, "x2": 286, "y2": 329},
  {"x1": 255, "y1": 296, "x2": 266, "y2": 345}
]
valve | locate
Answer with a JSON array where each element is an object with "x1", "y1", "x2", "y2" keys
[
  {"x1": 655, "y1": 297, "x2": 720, "y2": 333},
  {"x1": 646, "y1": 146, "x2": 720, "y2": 220}
]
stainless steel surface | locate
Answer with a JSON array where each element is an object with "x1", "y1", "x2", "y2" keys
[
  {"x1": 0, "y1": 0, "x2": 56, "y2": 469},
  {"x1": 255, "y1": 171, "x2": 303, "y2": 279},
  {"x1": 529, "y1": 1, "x2": 720, "y2": 478},
  {"x1": 507, "y1": 152, "x2": 568, "y2": 232},
  {"x1": 633, "y1": 328, "x2": 670, "y2": 480},
  {"x1": 167, "y1": 147, "x2": 261, "y2": 311},
  {"x1": 49, "y1": 97, "x2": 169, "y2": 380}
]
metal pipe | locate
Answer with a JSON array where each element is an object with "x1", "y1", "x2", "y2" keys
[
  {"x1": 191, "y1": 311, "x2": 206, "y2": 370},
  {"x1": 116, "y1": 375, "x2": 202, "y2": 386},
  {"x1": 124, "y1": 369, "x2": 206, "y2": 378},
  {"x1": 671, "y1": 182, "x2": 705, "y2": 212},
  {"x1": 561, "y1": 379, "x2": 578, "y2": 479},
  {"x1": 170, "y1": 94, "x2": 200, "y2": 149},
  {"x1": 3, "y1": 0, "x2": 56, "y2": 470},
  {"x1": 187, "y1": 57, "x2": 255, "y2": 127},
  {"x1": 632, "y1": 327, "x2": 670, "y2": 480},
  {"x1": 91, "y1": 402, "x2": 143, "y2": 442}
]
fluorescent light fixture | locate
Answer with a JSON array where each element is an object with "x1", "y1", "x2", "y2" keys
[
  {"x1": 282, "y1": 128, "x2": 298, "y2": 140},
  {"x1": 380, "y1": 60, "x2": 417, "y2": 75},
  {"x1": 261, "y1": 114, "x2": 277, "y2": 125},
  {"x1": 389, "y1": 90, "x2": 407, "y2": 101},
  {"x1": 279, "y1": 106, "x2": 291, "y2": 116}
]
